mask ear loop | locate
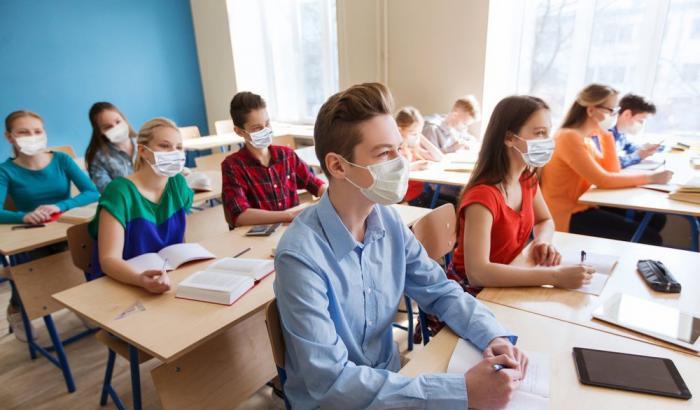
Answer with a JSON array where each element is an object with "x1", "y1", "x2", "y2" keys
[{"x1": 338, "y1": 155, "x2": 377, "y2": 191}]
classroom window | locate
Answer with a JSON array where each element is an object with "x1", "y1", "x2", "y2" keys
[
  {"x1": 484, "y1": 0, "x2": 700, "y2": 139},
  {"x1": 227, "y1": 0, "x2": 339, "y2": 124}
]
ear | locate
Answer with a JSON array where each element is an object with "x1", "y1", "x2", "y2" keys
[
  {"x1": 233, "y1": 126, "x2": 247, "y2": 138},
  {"x1": 586, "y1": 106, "x2": 598, "y2": 119},
  {"x1": 325, "y1": 152, "x2": 348, "y2": 180},
  {"x1": 503, "y1": 131, "x2": 516, "y2": 148}
]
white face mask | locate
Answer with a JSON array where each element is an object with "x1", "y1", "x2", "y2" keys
[
  {"x1": 598, "y1": 112, "x2": 617, "y2": 130},
  {"x1": 248, "y1": 127, "x2": 273, "y2": 149},
  {"x1": 104, "y1": 121, "x2": 130, "y2": 144},
  {"x1": 624, "y1": 120, "x2": 644, "y2": 136},
  {"x1": 342, "y1": 155, "x2": 409, "y2": 205},
  {"x1": 15, "y1": 134, "x2": 48, "y2": 156},
  {"x1": 512, "y1": 134, "x2": 555, "y2": 168},
  {"x1": 142, "y1": 145, "x2": 186, "y2": 177}
]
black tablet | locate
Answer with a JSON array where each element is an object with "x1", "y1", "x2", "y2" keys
[
  {"x1": 245, "y1": 223, "x2": 281, "y2": 237},
  {"x1": 573, "y1": 347, "x2": 691, "y2": 399}
]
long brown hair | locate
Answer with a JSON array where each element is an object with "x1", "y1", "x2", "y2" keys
[
  {"x1": 561, "y1": 84, "x2": 618, "y2": 129},
  {"x1": 458, "y1": 95, "x2": 549, "y2": 205},
  {"x1": 85, "y1": 102, "x2": 136, "y2": 171}
]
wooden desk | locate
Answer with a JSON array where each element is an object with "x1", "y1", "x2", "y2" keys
[
  {"x1": 401, "y1": 302, "x2": 698, "y2": 409},
  {"x1": 183, "y1": 134, "x2": 244, "y2": 152},
  {"x1": 478, "y1": 232, "x2": 700, "y2": 355},
  {"x1": 272, "y1": 121, "x2": 314, "y2": 142},
  {"x1": 295, "y1": 145, "x2": 319, "y2": 168},
  {"x1": 57, "y1": 203, "x2": 98, "y2": 224},
  {"x1": 0, "y1": 222, "x2": 73, "y2": 256},
  {"x1": 192, "y1": 171, "x2": 222, "y2": 203}
]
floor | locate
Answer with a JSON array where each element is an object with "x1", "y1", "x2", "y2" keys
[{"x1": 0, "y1": 280, "x2": 422, "y2": 409}]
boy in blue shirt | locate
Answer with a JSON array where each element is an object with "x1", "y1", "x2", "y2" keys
[
  {"x1": 611, "y1": 94, "x2": 660, "y2": 168},
  {"x1": 273, "y1": 83, "x2": 527, "y2": 409}
]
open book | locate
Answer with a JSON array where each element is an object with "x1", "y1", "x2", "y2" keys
[
  {"x1": 448, "y1": 338, "x2": 550, "y2": 410},
  {"x1": 175, "y1": 258, "x2": 274, "y2": 305},
  {"x1": 561, "y1": 251, "x2": 618, "y2": 296},
  {"x1": 125, "y1": 243, "x2": 215, "y2": 273}
]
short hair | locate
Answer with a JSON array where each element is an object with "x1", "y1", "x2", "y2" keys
[
  {"x1": 395, "y1": 106, "x2": 424, "y2": 129},
  {"x1": 229, "y1": 91, "x2": 266, "y2": 128},
  {"x1": 5, "y1": 110, "x2": 43, "y2": 132},
  {"x1": 314, "y1": 82, "x2": 394, "y2": 176},
  {"x1": 619, "y1": 94, "x2": 657, "y2": 116},
  {"x1": 453, "y1": 95, "x2": 480, "y2": 118}
]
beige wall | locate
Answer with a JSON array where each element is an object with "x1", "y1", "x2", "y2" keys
[{"x1": 190, "y1": 0, "x2": 237, "y2": 134}]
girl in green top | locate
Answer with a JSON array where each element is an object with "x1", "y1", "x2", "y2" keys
[{"x1": 90, "y1": 117, "x2": 192, "y2": 294}]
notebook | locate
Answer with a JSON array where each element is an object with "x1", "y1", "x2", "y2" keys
[
  {"x1": 125, "y1": 243, "x2": 215, "y2": 273},
  {"x1": 175, "y1": 258, "x2": 274, "y2": 305},
  {"x1": 448, "y1": 338, "x2": 550, "y2": 410},
  {"x1": 669, "y1": 176, "x2": 700, "y2": 205},
  {"x1": 186, "y1": 172, "x2": 213, "y2": 192},
  {"x1": 561, "y1": 251, "x2": 618, "y2": 296}
]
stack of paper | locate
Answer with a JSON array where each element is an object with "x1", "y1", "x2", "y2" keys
[{"x1": 669, "y1": 176, "x2": 700, "y2": 205}]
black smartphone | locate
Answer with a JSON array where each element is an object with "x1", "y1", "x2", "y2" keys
[{"x1": 245, "y1": 223, "x2": 281, "y2": 237}]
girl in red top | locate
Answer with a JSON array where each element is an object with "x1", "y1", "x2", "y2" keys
[
  {"x1": 395, "y1": 107, "x2": 443, "y2": 202},
  {"x1": 451, "y1": 96, "x2": 594, "y2": 291}
]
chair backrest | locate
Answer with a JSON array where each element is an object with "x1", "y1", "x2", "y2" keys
[
  {"x1": 194, "y1": 151, "x2": 230, "y2": 172},
  {"x1": 66, "y1": 222, "x2": 95, "y2": 272},
  {"x1": 178, "y1": 126, "x2": 201, "y2": 140},
  {"x1": 214, "y1": 119, "x2": 234, "y2": 135},
  {"x1": 265, "y1": 299, "x2": 286, "y2": 370},
  {"x1": 411, "y1": 203, "x2": 457, "y2": 261},
  {"x1": 272, "y1": 135, "x2": 296, "y2": 149},
  {"x1": 49, "y1": 145, "x2": 77, "y2": 158}
]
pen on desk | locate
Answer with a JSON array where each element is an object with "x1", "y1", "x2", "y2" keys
[
  {"x1": 233, "y1": 247, "x2": 251, "y2": 258},
  {"x1": 580, "y1": 250, "x2": 586, "y2": 264}
]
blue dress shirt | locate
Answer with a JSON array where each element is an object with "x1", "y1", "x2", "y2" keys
[{"x1": 273, "y1": 193, "x2": 515, "y2": 409}]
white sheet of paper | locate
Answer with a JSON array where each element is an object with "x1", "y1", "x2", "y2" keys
[
  {"x1": 574, "y1": 272, "x2": 610, "y2": 296},
  {"x1": 157, "y1": 243, "x2": 215, "y2": 269},
  {"x1": 447, "y1": 338, "x2": 550, "y2": 409},
  {"x1": 125, "y1": 253, "x2": 167, "y2": 273},
  {"x1": 561, "y1": 251, "x2": 618, "y2": 275}
]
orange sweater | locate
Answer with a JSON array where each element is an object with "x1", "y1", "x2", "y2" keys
[{"x1": 541, "y1": 128, "x2": 651, "y2": 232}]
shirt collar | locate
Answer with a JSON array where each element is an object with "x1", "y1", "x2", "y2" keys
[
  {"x1": 239, "y1": 144, "x2": 280, "y2": 166},
  {"x1": 317, "y1": 193, "x2": 386, "y2": 260}
]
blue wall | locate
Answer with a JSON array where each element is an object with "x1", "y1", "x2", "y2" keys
[{"x1": 0, "y1": 0, "x2": 207, "y2": 159}]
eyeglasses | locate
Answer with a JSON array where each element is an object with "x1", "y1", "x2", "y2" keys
[{"x1": 596, "y1": 105, "x2": 620, "y2": 116}]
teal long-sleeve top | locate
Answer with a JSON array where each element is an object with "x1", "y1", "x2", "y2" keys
[{"x1": 0, "y1": 151, "x2": 99, "y2": 224}]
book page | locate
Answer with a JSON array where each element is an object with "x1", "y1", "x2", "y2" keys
[
  {"x1": 158, "y1": 243, "x2": 215, "y2": 269},
  {"x1": 206, "y1": 258, "x2": 273, "y2": 280},
  {"x1": 447, "y1": 339, "x2": 550, "y2": 408},
  {"x1": 125, "y1": 253, "x2": 166, "y2": 273},
  {"x1": 180, "y1": 270, "x2": 253, "y2": 292}
]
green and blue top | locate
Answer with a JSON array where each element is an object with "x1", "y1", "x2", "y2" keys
[
  {"x1": 0, "y1": 151, "x2": 99, "y2": 224},
  {"x1": 87, "y1": 174, "x2": 193, "y2": 280}
]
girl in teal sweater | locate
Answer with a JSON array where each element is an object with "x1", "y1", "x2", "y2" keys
[{"x1": 1, "y1": 110, "x2": 98, "y2": 341}]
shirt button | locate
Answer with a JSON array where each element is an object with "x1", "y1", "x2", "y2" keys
[
  {"x1": 273, "y1": 184, "x2": 277, "y2": 188},
  {"x1": 366, "y1": 288, "x2": 372, "y2": 294},
  {"x1": 368, "y1": 320, "x2": 373, "y2": 325},
  {"x1": 278, "y1": 202, "x2": 282, "y2": 206}
]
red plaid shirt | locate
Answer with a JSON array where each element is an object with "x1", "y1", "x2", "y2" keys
[{"x1": 221, "y1": 145, "x2": 325, "y2": 226}]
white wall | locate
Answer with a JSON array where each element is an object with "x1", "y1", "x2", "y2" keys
[{"x1": 190, "y1": 0, "x2": 237, "y2": 134}]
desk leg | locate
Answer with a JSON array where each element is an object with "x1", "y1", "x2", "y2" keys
[
  {"x1": 44, "y1": 315, "x2": 76, "y2": 393},
  {"x1": 429, "y1": 185, "x2": 443, "y2": 209},
  {"x1": 630, "y1": 212, "x2": 653, "y2": 243},
  {"x1": 129, "y1": 344, "x2": 142, "y2": 410},
  {"x1": 684, "y1": 215, "x2": 700, "y2": 252}
]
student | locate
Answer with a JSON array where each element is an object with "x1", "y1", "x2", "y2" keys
[
  {"x1": 541, "y1": 84, "x2": 672, "y2": 245},
  {"x1": 452, "y1": 96, "x2": 593, "y2": 292},
  {"x1": 221, "y1": 91, "x2": 326, "y2": 227},
  {"x1": 422, "y1": 95, "x2": 480, "y2": 153},
  {"x1": 395, "y1": 106, "x2": 443, "y2": 204},
  {"x1": 274, "y1": 83, "x2": 527, "y2": 409},
  {"x1": 609, "y1": 94, "x2": 660, "y2": 168},
  {"x1": 87, "y1": 118, "x2": 191, "y2": 294},
  {"x1": 85, "y1": 102, "x2": 138, "y2": 192},
  {"x1": 1, "y1": 110, "x2": 99, "y2": 341}
]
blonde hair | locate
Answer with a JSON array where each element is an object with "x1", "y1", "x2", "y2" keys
[
  {"x1": 314, "y1": 82, "x2": 394, "y2": 176},
  {"x1": 452, "y1": 95, "x2": 480, "y2": 118},
  {"x1": 561, "y1": 83, "x2": 618, "y2": 128},
  {"x1": 134, "y1": 117, "x2": 180, "y2": 170},
  {"x1": 395, "y1": 106, "x2": 424, "y2": 129},
  {"x1": 5, "y1": 110, "x2": 43, "y2": 132}
]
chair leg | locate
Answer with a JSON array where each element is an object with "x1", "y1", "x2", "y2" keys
[
  {"x1": 44, "y1": 315, "x2": 76, "y2": 393},
  {"x1": 404, "y1": 295, "x2": 414, "y2": 351},
  {"x1": 100, "y1": 349, "x2": 116, "y2": 405},
  {"x1": 129, "y1": 344, "x2": 142, "y2": 410},
  {"x1": 418, "y1": 309, "x2": 431, "y2": 345}
]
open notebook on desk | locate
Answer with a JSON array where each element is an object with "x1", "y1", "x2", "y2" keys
[
  {"x1": 561, "y1": 251, "x2": 618, "y2": 296},
  {"x1": 448, "y1": 338, "x2": 550, "y2": 410}
]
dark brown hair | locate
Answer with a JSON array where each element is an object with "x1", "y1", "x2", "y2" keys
[
  {"x1": 5, "y1": 110, "x2": 43, "y2": 132},
  {"x1": 85, "y1": 102, "x2": 136, "y2": 171},
  {"x1": 561, "y1": 83, "x2": 618, "y2": 129},
  {"x1": 314, "y1": 82, "x2": 394, "y2": 176},
  {"x1": 459, "y1": 95, "x2": 550, "y2": 206},
  {"x1": 619, "y1": 93, "x2": 656, "y2": 116},
  {"x1": 395, "y1": 106, "x2": 423, "y2": 129},
  {"x1": 229, "y1": 91, "x2": 266, "y2": 128}
]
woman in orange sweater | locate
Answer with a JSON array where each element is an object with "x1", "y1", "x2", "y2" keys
[{"x1": 541, "y1": 84, "x2": 672, "y2": 245}]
